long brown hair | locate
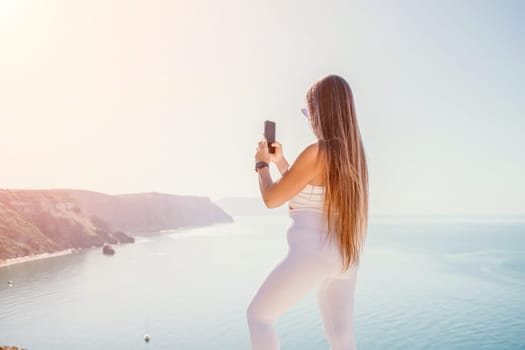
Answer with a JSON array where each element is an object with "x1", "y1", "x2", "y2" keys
[{"x1": 306, "y1": 74, "x2": 369, "y2": 271}]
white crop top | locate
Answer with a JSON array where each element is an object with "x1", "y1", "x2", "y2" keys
[{"x1": 289, "y1": 183, "x2": 325, "y2": 212}]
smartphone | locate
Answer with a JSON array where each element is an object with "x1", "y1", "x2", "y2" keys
[{"x1": 264, "y1": 120, "x2": 276, "y2": 153}]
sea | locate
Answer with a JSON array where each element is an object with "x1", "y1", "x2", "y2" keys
[{"x1": 1, "y1": 214, "x2": 524, "y2": 349}]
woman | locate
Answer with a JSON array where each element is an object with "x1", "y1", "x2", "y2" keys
[{"x1": 247, "y1": 74, "x2": 369, "y2": 350}]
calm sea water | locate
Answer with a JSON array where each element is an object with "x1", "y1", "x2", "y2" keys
[{"x1": 1, "y1": 215, "x2": 525, "y2": 349}]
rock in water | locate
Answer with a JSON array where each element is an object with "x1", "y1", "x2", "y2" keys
[{"x1": 102, "y1": 244, "x2": 115, "y2": 255}]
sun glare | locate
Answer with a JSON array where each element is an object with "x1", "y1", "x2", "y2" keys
[{"x1": 0, "y1": 0, "x2": 17, "y2": 19}]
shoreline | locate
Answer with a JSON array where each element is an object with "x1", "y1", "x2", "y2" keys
[{"x1": 0, "y1": 248, "x2": 76, "y2": 268}]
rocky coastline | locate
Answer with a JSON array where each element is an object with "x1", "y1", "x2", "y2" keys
[{"x1": 0, "y1": 189, "x2": 232, "y2": 265}]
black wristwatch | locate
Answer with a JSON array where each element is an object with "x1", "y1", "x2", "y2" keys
[{"x1": 255, "y1": 161, "x2": 269, "y2": 172}]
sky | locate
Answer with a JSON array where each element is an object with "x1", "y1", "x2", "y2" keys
[{"x1": 0, "y1": 0, "x2": 524, "y2": 215}]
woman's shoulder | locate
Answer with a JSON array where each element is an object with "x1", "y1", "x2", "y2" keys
[
  {"x1": 299, "y1": 142, "x2": 325, "y2": 167},
  {"x1": 295, "y1": 142, "x2": 324, "y2": 177},
  {"x1": 300, "y1": 142, "x2": 320, "y2": 159}
]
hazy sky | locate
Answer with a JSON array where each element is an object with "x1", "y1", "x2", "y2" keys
[{"x1": 1, "y1": 0, "x2": 524, "y2": 215}]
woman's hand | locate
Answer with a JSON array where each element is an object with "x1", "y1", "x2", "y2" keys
[
  {"x1": 270, "y1": 141, "x2": 290, "y2": 175},
  {"x1": 255, "y1": 136, "x2": 271, "y2": 163},
  {"x1": 269, "y1": 141, "x2": 284, "y2": 165}
]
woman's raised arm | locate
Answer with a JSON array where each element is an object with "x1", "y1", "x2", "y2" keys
[{"x1": 256, "y1": 142, "x2": 320, "y2": 208}]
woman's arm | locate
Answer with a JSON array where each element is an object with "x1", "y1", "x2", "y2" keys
[
  {"x1": 269, "y1": 141, "x2": 289, "y2": 176},
  {"x1": 257, "y1": 167, "x2": 274, "y2": 202},
  {"x1": 275, "y1": 157, "x2": 289, "y2": 175},
  {"x1": 256, "y1": 142, "x2": 320, "y2": 208}
]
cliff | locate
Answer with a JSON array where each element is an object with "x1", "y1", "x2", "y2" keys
[
  {"x1": 0, "y1": 189, "x2": 233, "y2": 261},
  {"x1": 0, "y1": 189, "x2": 134, "y2": 261},
  {"x1": 0, "y1": 202, "x2": 61, "y2": 260},
  {"x1": 61, "y1": 190, "x2": 233, "y2": 233}
]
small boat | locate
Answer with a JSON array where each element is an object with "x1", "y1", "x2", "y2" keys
[
  {"x1": 144, "y1": 321, "x2": 151, "y2": 343},
  {"x1": 102, "y1": 244, "x2": 115, "y2": 255}
]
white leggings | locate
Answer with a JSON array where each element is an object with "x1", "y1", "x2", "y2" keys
[{"x1": 247, "y1": 209, "x2": 359, "y2": 350}]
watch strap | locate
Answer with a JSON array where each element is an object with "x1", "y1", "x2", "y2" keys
[{"x1": 255, "y1": 161, "x2": 269, "y2": 172}]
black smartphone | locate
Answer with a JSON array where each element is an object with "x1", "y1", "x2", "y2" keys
[{"x1": 264, "y1": 120, "x2": 276, "y2": 153}]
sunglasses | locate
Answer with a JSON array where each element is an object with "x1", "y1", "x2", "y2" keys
[{"x1": 301, "y1": 108, "x2": 309, "y2": 118}]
